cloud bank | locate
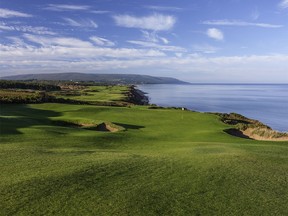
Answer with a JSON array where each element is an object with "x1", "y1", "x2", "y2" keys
[{"x1": 1, "y1": 34, "x2": 287, "y2": 83}]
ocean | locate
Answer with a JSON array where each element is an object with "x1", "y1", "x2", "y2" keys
[{"x1": 138, "y1": 84, "x2": 288, "y2": 132}]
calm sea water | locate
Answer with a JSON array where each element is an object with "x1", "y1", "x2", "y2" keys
[{"x1": 138, "y1": 84, "x2": 288, "y2": 132}]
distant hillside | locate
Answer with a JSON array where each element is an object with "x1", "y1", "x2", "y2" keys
[{"x1": 1, "y1": 73, "x2": 189, "y2": 85}]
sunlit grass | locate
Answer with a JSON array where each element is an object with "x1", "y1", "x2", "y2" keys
[
  {"x1": 1, "y1": 103, "x2": 288, "y2": 215},
  {"x1": 52, "y1": 85, "x2": 129, "y2": 102}
]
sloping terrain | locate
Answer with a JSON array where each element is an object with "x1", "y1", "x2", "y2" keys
[{"x1": 1, "y1": 103, "x2": 288, "y2": 215}]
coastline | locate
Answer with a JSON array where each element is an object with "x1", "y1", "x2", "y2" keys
[
  {"x1": 127, "y1": 85, "x2": 149, "y2": 105},
  {"x1": 137, "y1": 83, "x2": 287, "y2": 133},
  {"x1": 136, "y1": 85, "x2": 288, "y2": 141}
]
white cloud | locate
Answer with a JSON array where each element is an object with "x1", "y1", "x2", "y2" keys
[
  {"x1": 1, "y1": 34, "x2": 287, "y2": 82},
  {"x1": 145, "y1": 5, "x2": 183, "y2": 11},
  {"x1": 90, "y1": 36, "x2": 115, "y2": 46},
  {"x1": 0, "y1": 23, "x2": 12, "y2": 30},
  {"x1": 0, "y1": 8, "x2": 32, "y2": 18},
  {"x1": 141, "y1": 31, "x2": 169, "y2": 44},
  {"x1": 14, "y1": 26, "x2": 55, "y2": 35},
  {"x1": 175, "y1": 53, "x2": 183, "y2": 58},
  {"x1": 1, "y1": 35, "x2": 165, "y2": 61},
  {"x1": 251, "y1": 8, "x2": 260, "y2": 20},
  {"x1": 202, "y1": 20, "x2": 283, "y2": 28},
  {"x1": 0, "y1": 34, "x2": 287, "y2": 83},
  {"x1": 0, "y1": 22, "x2": 56, "y2": 35},
  {"x1": 279, "y1": 0, "x2": 288, "y2": 9},
  {"x1": 6, "y1": 37, "x2": 27, "y2": 46},
  {"x1": 206, "y1": 28, "x2": 224, "y2": 41},
  {"x1": 128, "y1": 40, "x2": 185, "y2": 52},
  {"x1": 192, "y1": 44, "x2": 219, "y2": 54},
  {"x1": 142, "y1": 31, "x2": 158, "y2": 43},
  {"x1": 160, "y1": 37, "x2": 169, "y2": 44},
  {"x1": 63, "y1": 18, "x2": 98, "y2": 28},
  {"x1": 45, "y1": 4, "x2": 90, "y2": 11},
  {"x1": 24, "y1": 34, "x2": 93, "y2": 48},
  {"x1": 113, "y1": 14, "x2": 176, "y2": 31},
  {"x1": 90, "y1": 10, "x2": 110, "y2": 14},
  {"x1": 1, "y1": 48, "x2": 288, "y2": 83},
  {"x1": 63, "y1": 18, "x2": 81, "y2": 27},
  {"x1": 127, "y1": 31, "x2": 175, "y2": 53}
]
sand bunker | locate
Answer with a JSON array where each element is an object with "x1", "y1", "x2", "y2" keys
[
  {"x1": 94, "y1": 122, "x2": 125, "y2": 132},
  {"x1": 53, "y1": 120, "x2": 125, "y2": 132},
  {"x1": 217, "y1": 113, "x2": 288, "y2": 141},
  {"x1": 241, "y1": 128, "x2": 288, "y2": 141}
]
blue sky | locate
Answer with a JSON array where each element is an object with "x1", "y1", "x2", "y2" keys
[{"x1": 0, "y1": 0, "x2": 288, "y2": 83}]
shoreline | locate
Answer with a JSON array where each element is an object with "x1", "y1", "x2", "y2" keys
[
  {"x1": 126, "y1": 85, "x2": 149, "y2": 105},
  {"x1": 136, "y1": 86, "x2": 288, "y2": 141}
]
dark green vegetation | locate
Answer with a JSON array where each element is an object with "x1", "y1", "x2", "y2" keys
[
  {"x1": 0, "y1": 80, "x2": 60, "y2": 103},
  {"x1": 0, "y1": 80, "x2": 61, "y2": 91},
  {"x1": 0, "y1": 81, "x2": 147, "y2": 106},
  {"x1": 1, "y1": 84, "x2": 288, "y2": 215},
  {"x1": 0, "y1": 89, "x2": 50, "y2": 104},
  {"x1": 1, "y1": 72, "x2": 189, "y2": 84}
]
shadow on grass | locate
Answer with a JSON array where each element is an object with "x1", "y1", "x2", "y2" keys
[
  {"x1": 0, "y1": 104, "x2": 61, "y2": 135},
  {"x1": 115, "y1": 123, "x2": 145, "y2": 130},
  {"x1": 51, "y1": 120, "x2": 144, "y2": 132},
  {"x1": 224, "y1": 128, "x2": 252, "y2": 139}
]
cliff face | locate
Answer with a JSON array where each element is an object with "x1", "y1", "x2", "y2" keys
[{"x1": 125, "y1": 86, "x2": 149, "y2": 105}]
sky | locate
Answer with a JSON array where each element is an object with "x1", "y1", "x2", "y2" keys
[{"x1": 0, "y1": 0, "x2": 288, "y2": 83}]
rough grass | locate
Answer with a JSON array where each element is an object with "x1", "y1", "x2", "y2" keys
[
  {"x1": 217, "y1": 112, "x2": 288, "y2": 140},
  {"x1": 52, "y1": 85, "x2": 129, "y2": 103},
  {"x1": 0, "y1": 89, "x2": 43, "y2": 103},
  {"x1": 1, "y1": 103, "x2": 288, "y2": 215}
]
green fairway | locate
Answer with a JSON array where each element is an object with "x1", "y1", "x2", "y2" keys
[
  {"x1": 1, "y1": 103, "x2": 288, "y2": 215},
  {"x1": 52, "y1": 85, "x2": 129, "y2": 103}
]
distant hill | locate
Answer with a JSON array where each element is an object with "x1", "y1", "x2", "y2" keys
[{"x1": 1, "y1": 73, "x2": 189, "y2": 85}]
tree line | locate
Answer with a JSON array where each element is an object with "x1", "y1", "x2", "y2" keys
[{"x1": 0, "y1": 80, "x2": 61, "y2": 91}]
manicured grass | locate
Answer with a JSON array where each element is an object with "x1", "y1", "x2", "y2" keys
[{"x1": 1, "y1": 103, "x2": 288, "y2": 215}]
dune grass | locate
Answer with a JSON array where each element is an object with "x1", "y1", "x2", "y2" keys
[{"x1": 1, "y1": 103, "x2": 288, "y2": 215}]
